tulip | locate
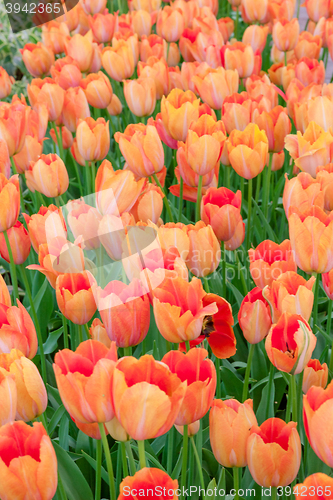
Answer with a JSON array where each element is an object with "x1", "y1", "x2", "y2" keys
[
  {"x1": 140, "y1": 35, "x2": 179, "y2": 66},
  {"x1": 0, "y1": 275, "x2": 10, "y2": 308},
  {"x1": 81, "y1": 0, "x2": 106, "y2": 14},
  {"x1": 107, "y1": 94, "x2": 122, "y2": 116},
  {"x1": 283, "y1": 172, "x2": 324, "y2": 219},
  {"x1": 156, "y1": 6, "x2": 185, "y2": 42},
  {"x1": 266, "y1": 313, "x2": 316, "y2": 374},
  {"x1": 294, "y1": 474, "x2": 333, "y2": 499},
  {"x1": 0, "y1": 101, "x2": 27, "y2": 157},
  {"x1": 272, "y1": 18, "x2": 299, "y2": 53},
  {"x1": 0, "y1": 301, "x2": 38, "y2": 359},
  {"x1": 54, "y1": 339, "x2": 117, "y2": 423},
  {"x1": 130, "y1": 184, "x2": 163, "y2": 224},
  {"x1": 102, "y1": 42, "x2": 135, "y2": 82},
  {"x1": 123, "y1": 77, "x2": 156, "y2": 118},
  {"x1": 221, "y1": 91, "x2": 269, "y2": 135},
  {"x1": 20, "y1": 42, "x2": 54, "y2": 78},
  {"x1": 115, "y1": 123, "x2": 164, "y2": 177},
  {"x1": 225, "y1": 219, "x2": 245, "y2": 251},
  {"x1": 316, "y1": 163, "x2": 333, "y2": 211},
  {"x1": 304, "y1": 0, "x2": 330, "y2": 21},
  {"x1": 0, "y1": 68, "x2": 14, "y2": 99},
  {"x1": 89, "y1": 318, "x2": 110, "y2": 348},
  {"x1": 25, "y1": 153, "x2": 69, "y2": 198},
  {"x1": 23, "y1": 204, "x2": 66, "y2": 253},
  {"x1": 0, "y1": 174, "x2": 20, "y2": 233},
  {"x1": 288, "y1": 206, "x2": 333, "y2": 274},
  {"x1": 56, "y1": 4, "x2": 80, "y2": 31},
  {"x1": 162, "y1": 348, "x2": 216, "y2": 425},
  {"x1": 242, "y1": 25, "x2": 269, "y2": 54},
  {"x1": 0, "y1": 370, "x2": 16, "y2": 426},
  {"x1": 294, "y1": 32, "x2": 322, "y2": 60},
  {"x1": 56, "y1": 271, "x2": 97, "y2": 325},
  {"x1": 62, "y1": 87, "x2": 91, "y2": 133},
  {"x1": 50, "y1": 56, "x2": 82, "y2": 90},
  {"x1": 303, "y1": 380, "x2": 333, "y2": 467},
  {"x1": 50, "y1": 126, "x2": 73, "y2": 151},
  {"x1": 41, "y1": 21, "x2": 70, "y2": 54},
  {"x1": 0, "y1": 140, "x2": 10, "y2": 178},
  {"x1": 112, "y1": 354, "x2": 186, "y2": 440},
  {"x1": 238, "y1": 287, "x2": 272, "y2": 344},
  {"x1": 254, "y1": 106, "x2": 291, "y2": 153},
  {"x1": 27, "y1": 78, "x2": 65, "y2": 122},
  {"x1": 241, "y1": 0, "x2": 268, "y2": 23},
  {"x1": 210, "y1": 398, "x2": 257, "y2": 468},
  {"x1": 185, "y1": 221, "x2": 221, "y2": 277},
  {"x1": 323, "y1": 268, "x2": 333, "y2": 300},
  {"x1": 76, "y1": 117, "x2": 110, "y2": 162},
  {"x1": 12, "y1": 134, "x2": 43, "y2": 173},
  {"x1": 192, "y1": 66, "x2": 239, "y2": 110},
  {"x1": 295, "y1": 58, "x2": 325, "y2": 87},
  {"x1": 96, "y1": 279, "x2": 150, "y2": 348},
  {"x1": 247, "y1": 418, "x2": 301, "y2": 487},
  {"x1": 0, "y1": 349, "x2": 47, "y2": 421},
  {"x1": 118, "y1": 468, "x2": 179, "y2": 500},
  {"x1": 67, "y1": 199, "x2": 102, "y2": 250},
  {"x1": 228, "y1": 123, "x2": 269, "y2": 179},
  {"x1": 64, "y1": 32, "x2": 94, "y2": 72},
  {"x1": 0, "y1": 421, "x2": 57, "y2": 500},
  {"x1": 223, "y1": 42, "x2": 255, "y2": 79},
  {"x1": 160, "y1": 89, "x2": 200, "y2": 143},
  {"x1": 201, "y1": 187, "x2": 242, "y2": 242},
  {"x1": 138, "y1": 56, "x2": 169, "y2": 100},
  {"x1": 88, "y1": 10, "x2": 116, "y2": 43},
  {"x1": 0, "y1": 221, "x2": 30, "y2": 265},
  {"x1": 302, "y1": 359, "x2": 328, "y2": 394},
  {"x1": 80, "y1": 71, "x2": 113, "y2": 109},
  {"x1": 156, "y1": 222, "x2": 190, "y2": 261},
  {"x1": 249, "y1": 239, "x2": 297, "y2": 288}
]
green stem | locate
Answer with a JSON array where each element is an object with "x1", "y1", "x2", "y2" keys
[
  {"x1": 265, "y1": 363, "x2": 275, "y2": 419},
  {"x1": 85, "y1": 161, "x2": 91, "y2": 197},
  {"x1": 221, "y1": 241, "x2": 227, "y2": 298},
  {"x1": 235, "y1": 250, "x2": 248, "y2": 296},
  {"x1": 195, "y1": 175, "x2": 203, "y2": 223},
  {"x1": 178, "y1": 177, "x2": 183, "y2": 222},
  {"x1": 51, "y1": 122, "x2": 64, "y2": 161},
  {"x1": 98, "y1": 423, "x2": 116, "y2": 500},
  {"x1": 167, "y1": 425, "x2": 174, "y2": 475},
  {"x1": 91, "y1": 161, "x2": 96, "y2": 193},
  {"x1": 72, "y1": 158, "x2": 83, "y2": 197},
  {"x1": 181, "y1": 425, "x2": 189, "y2": 500},
  {"x1": 271, "y1": 486, "x2": 277, "y2": 500},
  {"x1": 121, "y1": 442, "x2": 129, "y2": 478},
  {"x1": 39, "y1": 411, "x2": 49, "y2": 434},
  {"x1": 95, "y1": 439, "x2": 102, "y2": 500},
  {"x1": 242, "y1": 343, "x2": 255, "y2": 402},
  {"x1": 286, "y1": 375, "x2": 292, "y2": 423},
  {"x1": 235, "y1": 7, "x2": 239, "y2": 40},
  {"x1": 62, "y1": 315, "x2": 69, "y2": 349},
  {"x1": 10, "y1": 157, "x2": 25, "y2": 213},
  {"x1": 4, "y1": 230, "x2": 19, "y2": 303},
  {"x1": 125, "y1": 441, "x2": 136, "y2": 475},
  {"x1": 290, "y1": 374, "x2": 298, "y2": 423},
  {"x1": 20, "y1": 265, "x2": 47, "y2": 384},
  {"x1": 137, "y1": 440, "x2": 146, "y2": 469},
  {"x1": 203, "y1": 276, "x2": 210, "y2": 293},
  {"x1": 284, "y1": 51, "x2": 287, "y2": 67},
  {"x1": 78, "y1": 324, "x2": 83, "y2": 344},
  {"x1": 190, "y1": 437, "x2": 206, "y2": 499},
  {"x1": 312, "y1": 273, "x2": 320, "y2": 334},
  {"x1": 152, "y1": 173, "x2": 173, "y2": 222},
  {"x1": 185, "y1": 340, "x2": 190, "y2": 352},
  {"x1": 328, "y1": 300, "x2": 333, "y2": 374},
  {"x1": 216, "y1": 357, "x2": 221, "y2": 399},
  {"x1": 245, "y1": 178, "x2": 253, "y2": 255},
  {"x1": 263, "y1": 153, "x2": 273, "y2": 220},
  {"x1": 124, "y1": 346, "x2": 132, "y2": 356},
  {"x1": 254, "y1": 171, "x2": 261, "y2": 205},
  {"x1": 233, "y1": 467, "x2": 240, "y2": 500}
]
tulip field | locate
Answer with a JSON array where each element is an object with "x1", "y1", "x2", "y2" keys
[{"x1": 2, "y1": 0, "x2": 333, "y2": 498}]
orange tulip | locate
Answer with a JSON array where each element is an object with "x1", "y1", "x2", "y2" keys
[
  {"x1": 242, "y1": 25, "x2": 269, "y2": 54},
  {"x1": 76, "y1": 117, "x2": 110, "y2": 162},
  {"x1": 54, "y1": 339, "x2": 117, "y2": 423},
  {"x1": 27, "y1": 78, "x2": 65, "y2": 122},
  {"x1": 0, "y1": 275, "x2": 10, "y2": 307},
  {"x1": 223, "y1": 42, "x2": 255, "y2": 79},
  {"x1": 96, "y1": 279, "x2": 150, "y2": 348},
  {"x1": 224, "y1": 218, "x2": 245, "y2": 251},
  {"x1": 0, "y1": 421, "x2": 57, "y2": 500},
  {"x1": 294, "y1": 474, "x2": 333, "y2": 499},
  {"x1": 67, "y1": 199, "x2": 102, "y2": 250},
  {"x1": 289, "y1": 206, "x2": 333, "y2": 274},
  {"x1": 303, "y1": 380, "x2": 333, "y2": 467},
  {"x1": 25, "y1": 153, "x2": 69, "y2": 198},
  {"x1": 115, "y1": 123, "x2": 164, "y2": 177},
  {"x1": 238, "y1": 287, "x2": 272, "y2": 344},
  {"x1": 61, "y1": 87, "x2": 91, "y2": 133},
  {"x1": 192, "y1": 66, "x2": 239, "y2": 110},
  {"x1": 272, "y1": 18, "x2": 299, "y2": 53},
  {"x1": 0, "y1": 174, "x2": 20, "y2": 233},
  {"x1": 295, "y1": 58, "x2": 326, "y2": 87},
  {"x1": 119, "y1": 468, "x2": 178, "y2": 500},
  {"x1": 55, "y1": 3, "x2": 80, "y2": 31},
  {"x1": 112, "y1": 354, "x2": 186, "y2": 440},
  {"x1": 156, "y1": 6, "x2": 185, "y2": 42},
  {"x1": 64, "y1": 32, "x2": 94, "y2": 72},
  {"x1": 56, "y1": 271, "x2": 97, "y2": 325},
  {"x1": 304, "y1": 0, "x2": 330, "y2": 21},
  {"x1": 294, "y1": 32, "x2": 322, "y2": 60},
  {"x1": 210, "y1": 398, "x2": 257, "y2": 468},
  {"x1": 0, "y1": 302, "x2": 38, "y2": 359},
  {"x1": 221, "y1": 91, "x2": 269, "y2": 135},
  {"x1": 162, "y1": 348, "x2": 216, "y2": 425},
  {"x1": 88, "y1": 10, "x2": 116, "y2": 43},
  {"x1": 41, "y1": 21, "x2": 70, "y2": 54},
  {"x1": 266, "y1": 313, "x2": 316, "y2": 374},
  {"x1": 137, "y1": 56, "x2": 169, "y2": 100},
  {"x1": 316, "y1": 163, "x2": 333, "y2": 211},
  {"x1": 0, "y1": 101, "x2": 27, "y2": 157},
  {"x1": 0, "y1": 221, "x2": 30, "y2": 265},
  {"x1": 0, "y1": 68, "x2": 14, "y2": 99},
  {"x1": 185, "y1": 221, "x2": 221, "y2": 277},
  {"x1": 228, "y1": 123, "x2": 269, "y2": 179},
  {"x1": 23, "y1": 204, "x2": 67, "y2": 253},
  {"x1": 107, "y1": 94, "x2": 122, "y2": 116},
  {"x1": 302, "y1": 359, "x2": 328, "y2": 394},
  {"x1": 102, "y1": 41, "x2": 135, "y2": 81},
  {"x1": 254, "y1": 106, "x2": 291, "y2": 153},
  {"x1": 80, "y1": 71, "x2": 113, "y2": 109},
  {"x1": 123, "y1": 77, "x2": 156, "y2": 117},
  {"x1": 0, "y1": 369, "x2": 16, "y2": 426},
  {"x1": 81, "y1": 0, "x2": 106, "y2": 14},
  {"x1": 20, "y1": 42, "x2": 54, "y2": 78},
  {"x1": 50, "y1": 56, "x2": 82, "y2": 91},
  {"x1": 160, "y1": 89, "x2": 200, "y2": 143},
  {"x1": 0, "y1": 140, "x2": 10, "y2": 179},
  {"x1": 323, "y1": 268, "x2": 333, "y2": 300},
  {"x1": 249, "y1": 240, "x2": 297, "y2": 288},
  {"x1": 247, "y1": 418, "x2": 301, "y2": 487},
  {"x1": 89, "y1": 318, "x2": 110, "y2": 348},
  {"x1": 130, "y1": 184, "x2": 164, "y2": 224},
  {"x1": 201, "y1": 187, "x2": 242, "y2": 242},
  {"x1": 241, "y1": 0, "x2": 268, "y2": 23},
  {"x1": 283, "y1": 172, "x2": 324, "y2": 219},
  {"x1": 140, "y1": 35, "x2": 179, "y2": 66},
  {"x1": 50, "y1": 125, "x2": 73, "y2": 151},
  {"x1": 295, "y1": 95, "x2": 333, "y2": 134},
  {"x1": 12, "y1": 134, "x2": 43, "y2": 173}
]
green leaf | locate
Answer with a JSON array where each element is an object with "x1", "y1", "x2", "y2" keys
[
  {"x1": 220, "y1": 367, "x2": 243, "y2": 402},
  {"x1": 81, "y1": 450, "x2": 109, "y2": 484},
  {"x1": 251, "y1": 198, "x2": 277, "y2": 242},
  {"x1": 48, "y1": 405, "x2": 66, "y2": 436},
  {"x1": 53, "y1": 441, "x2": 94, "y2": 500},
  {"x1": 42, "y1": 327, "x2": 63, "y2": 355},
  {"x1": 202, "y1": 448, "x2": 219, "y2": 477}
]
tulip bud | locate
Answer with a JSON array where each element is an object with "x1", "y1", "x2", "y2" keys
[
  {"x1": 80, "y1": 71, "x2": 113, "y2": 109},
  {"x1": 62, "y1": 87, "x2": 91, "y2": 133},
  {"x1": 76, "y1": 117, "x2": 110, "y2": 162},
  {"x1": 20, "y1": 42, "x2": 54, "y2": 78},
  {"x1": 25, "y1": 153, "x2": 69, "y2": 198},
  {"x1": 0, "y1": 67, "x2": 14, "y2": 99},
  {"x1": 228, "y1": 123, "x2": 269, "y2": 179},
  {"x1": 89, "y1": 318, "x2": 111, "y2": 347},
  {"x1": 156, "y1": 6, "x2": 185, "y2": 42},
  {"x1": 186, "y1": 221, "x2": 221, "y2": 277},
  {"x1": 302, "y1": 359, "x2": 328, "y2": 394},
  {"x1": 0, "y1": 221, "x2": 31, "y2": 265},
  {"x1": 102, "y1": 42, "x2": 135, "y2": 81},
  {"x1": 64, "y1": 32, "x2": 94, "y2": 72},
  {"x1": 123, "y1": 77, "x2": 156, "y2": 117},
  {"x1": 56, "y1": 271, "x2": 97, "y2": 325},
  {"x1": 107, "y1": 94, "x2": 122, "y2": 116},
  {"x1": 0, "y1": 174, "x2": 20, "y2": 233},
  {"x1": 238, "y1": 287, "x2": 272, "y2": 344}
]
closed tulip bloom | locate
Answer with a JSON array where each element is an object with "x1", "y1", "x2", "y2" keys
[
  {"x1": 254, "y1": 106, "x2": 291, "y2": 153},
  {"x1": 317, "y1": 163, "x2": 333, "y2": 211},
  {"x1": 323, "y1": 268, "x2": 333, "y2": 300},
  {"x1": 0, "y1": 421, "x2": 57, "y2": 500},
  {"x1": 80, "y1": 72, "x2": 113, "y2": 109},
  {"x1": 88, "y1": 10, "x2": 116, "y2": 43},
  {"x1": 123, "y1": 78, "x2": 156, "y2": 117},
  {"x1": 50, "y1": 56, "x2": 82, "y2": 91},
  {"x1": 0, "y1": 349, "x2": 47, "y2": 421},
  {"x1": 50, "y1": 125, "x2": 73, "y2": 150},
  {"x1": 138, "y1": 57, "x2": 169, "y2": 100},
  {"x1": 12, "y1": 134, "x2": 43, "y2": 173},
  {"x1": 210, "y1": 398, "x2": 257, "y2": 468},
  {"x1": 266, "y1": 313, "x2": 316, "y2": 374},
  {"x1": 27, "y1": 78, "x2": 65, "y2": 122},
  {"x1": 303, "y1": 380, "x2": 333, "y2": 467},
  {"x1": 41, "y1": 21, "x2": 70, "y2": 54},
  {"x1": 160, "y1": 89, "x2": 200, "y2": 143},
  {"x1": 0, "y1": 302, "x2": 38, "y2": 359},
  {"x1": 0, "y1": 221, "x2": 31, "y2": 265},
  {"x1": 272, "y1": 18, "x2": 299, "y2": 53},
  {"x1": 156, "y1": 6, "x2": 185, "y2": 42},
  {"x1": 115, "y1": 124, "x2": 164, "y2": 178},
  {"x1": 67, "y1": 200, "x2": 102, "y2": 250},
  {"x1": 0, "y1": 68, "x2": 14, "y2": 99},
  {"x1": 302, "y1": 359, "x2": 328, "y2": 394},
  {"x1": 56, "y1": 272, "x2": 97, "y2": 325},
  {"x1": 249, "y1": 240, "x2": 297, "y2": 288},
  {"x1": 0, "y1": 371, "x2": 16, "y2": 426},
  {"x1": 201, "y1": 187, "x2": 242, "y2": 242},
  {"x1": 247, "y1": 418, "x2": 301, "y2": 487},
  {"x1": 62, "y1": 87, "x2": 90, "y2": 133},
  {"x1": 23, "y1": 204, "x2": 66, "y2": 253},
  {"x1": 238, "y1": 287, "x2": 272, "y2": 344},
  {"x1": 81, "y1": 0, "x2": 106, "y2": 14},
  {"x1": 112, "y1": 354, "x2": 186, "y2": 440},
  {"x1": 228, "y1": 123, "x2": 269, "y2": 179},
  {"x1": 64, "y1": 32, "x2": 94, "y2": 72},
  {"x1": 242, "y1": 25, "x2": 269, "y2": 54},
  {"x1": 54, "y1": 340, "x2": 117, "y2": 423},
  {"x1": 0, "y1": 174, "x2": 20, "y2": 233},
  {"x1": 20, "y1": 42, "x2": 54, "y2": 78},
  {"x1": 221, "y1": 92, "x2": 270, "y2": 135},
  {"x1": 223, "y1": 42, "x2": 255, "y2": 79},
  {"x1": 186, "y1": 221, "x2": 221, "y2": 277},
  {"x1": 295, "y1": 58, "x2": 325, "y2": 87},
  {"x1": 0, "y1": 101, "x2": 27, "y2": 157},
  {"x1": 289, "y1": 206, "x2": 333, "y2": 274},
  {"x1": 89, "y1": 318, "x2": 110, "y2": 348},
  {"x1": 162, "y1": 348, "x2": 216, "y2": 426},
  {"x1": 107, "y1": 94, "x2": 122, "y2": 116},
  {"x1": 140, "y1": 35, "x2": 179, "y2": 66},
  {"x1": 224, "y1": 219, "x2": 245, "y2": 251},
  {"x1": 25, "y1": 153, "x2": 69, "y2": 198},
  {"x1": 0, "y1": 275, "x2": 10, "y2": 308},
  {"x1": 102, "y1": 42, "x2": 135, "y2": 82},
  {"x1": 294, "y1": 32, "x2": 322, "y2": 60},
  {"x1": 304, "y1": 0, "x2": 330, "y2": 21},
  {"x1": 130, "y1": 184, "x2": 163, "y2": 224},
  {"x1": 76, "y1": 117, "x2": 110, "y2": 162},
  {"x1": 0, "y1": 140, "x2": 10, "y2": 178},
  {"x1": 263, "y1": 271, "x2": 316, "y2": 323},
  {"x1": 119, "y1": 468, "x2": 179, "y2": 500},
  {"x1": 241, "y1": 0, "x2": 268, "y2": 23},
  {"x1": 96, "y1": 279, "x2": 150, "y2": 348},
  {"x1": 192, "y1": 66, "x2": 239, "y2": 110},
  {"x1": 283, "y1": 172, "x2": 324, "y2": 219},
  {"x1": 294, "y1": 474, "x2": 333, "y2": 499}
]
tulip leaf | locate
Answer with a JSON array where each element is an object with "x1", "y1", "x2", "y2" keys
[
  {"x1": 220, "y1": 367, "x2": 243, "y2": 402},
  {"x1": 251, "y1": 198, "x2": 278, "y2": 242},
  {"x1": 81, "y1": 450, "x2": 109, "y2": 484},
  {"x1": 131, "y1": 445, "x2": 167, "y2": 472},
  {"x1": 42, "y1": 327, "x2": 63, "y2": 355},
  {"x1": 48, "y1": 405, "x2": 66, "y2": 436},
  {"x1": 53, "y1": 441, "x2": 94, "y2": 500},
  {"x1": 202, "y1": 448, "x2": 219, "y2": 478}
]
